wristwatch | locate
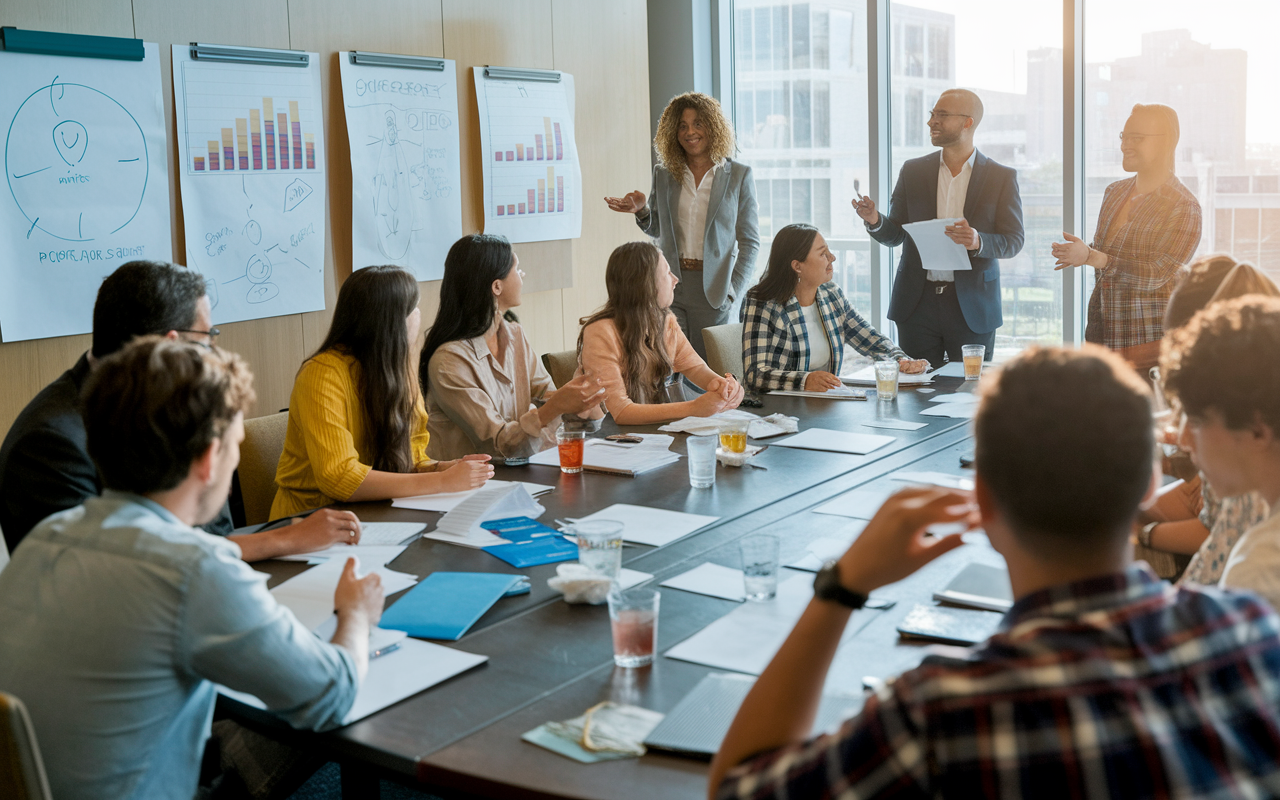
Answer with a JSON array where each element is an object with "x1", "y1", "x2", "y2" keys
[
  {"x1": 1139, "y1": 521, "x2": 1160, "y2": 549},
  {"x1": 813, "y1": 560, "x2": 868, "y2": 609}
]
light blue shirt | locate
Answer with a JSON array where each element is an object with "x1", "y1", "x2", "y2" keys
[{"x1": 0, "y1": 491, "x2": 357, "y2": 800}]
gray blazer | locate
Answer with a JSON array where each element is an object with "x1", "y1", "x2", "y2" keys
[{"x1": 635, "y1": 158, "x2": 760, "y2": 310}]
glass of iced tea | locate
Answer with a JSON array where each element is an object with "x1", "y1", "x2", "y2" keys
[
  {"x1": 608, "y1": 587, "x2": 660, "y2": 668},
  {"x1": 556, "y1": 429, "x2": 585, "y2": 473},
  {"x1": 962, "y1": 344, "x2": 986, "y2": 381},
  {"x1": 718, "y1": 417, "x2": 749, "y2": 453},
  {"x1": 874, "y1": 360, "x2": 899, "y2": 401}
]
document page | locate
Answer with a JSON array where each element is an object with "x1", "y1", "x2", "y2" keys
[{"x1": 902, "y1": 218, "x2": 971, "y2": 272}]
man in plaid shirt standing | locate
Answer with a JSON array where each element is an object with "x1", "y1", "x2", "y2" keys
[{"x1": 710, "y1": 345, "x2": 1280, "y2": 799}]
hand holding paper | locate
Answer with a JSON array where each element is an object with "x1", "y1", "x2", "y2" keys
[{"x1": 901, "y1": 218, "x2": 971, "y2": 272}]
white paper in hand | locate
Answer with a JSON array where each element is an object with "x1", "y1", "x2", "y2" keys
[{"x1": 902, "y1": 218, "x2": 971, "y2": 272}]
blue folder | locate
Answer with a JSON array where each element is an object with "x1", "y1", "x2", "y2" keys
[
  {"x1": 379, "y1": 572, "x2": 524, "y2": 641},
  {"x1": 482, "y1": 516, "x2": 579, "y2": 568}
]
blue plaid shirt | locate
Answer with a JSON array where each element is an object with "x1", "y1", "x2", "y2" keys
[
  {"x1": 718, "y1": 565, "x2": 1280, "y2": 799},
  {"x1": 739, "y1": 282, "x2": 906, "y2": 392}
]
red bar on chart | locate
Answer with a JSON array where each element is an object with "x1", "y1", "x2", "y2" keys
[
  {"x1": 506, "y1": 150, "x2": 515, "y2": 161},
  {"x1": 305, "y1": 134, "x2": 315, "y2": 170},
  {"x1": 518, "y1": 203, "x2": 526, "y2": 214},
  {"x1": 277, "y1": 113, "x2": 290, "y2": 169},
  {"x1": 221, "y1": 128, "x2": 234, "y2": 171},
  {"x1": 236, "y1": 118, "x2": 249, "y2": 171},
  {"x1": 527, "y1": 189, "x2": 535, "y2": 211},
  {"x1": 557, "y1": 176, "x2": 564, "y2": 211},
  {"x1": 194, "y1": 157, "x2": 205, "y2": 171},
  {"x1": 495, "y1": 151, "x2": 504, "y2": 161},
  {"x1": 497, "y1": 205, "x2": 505, "y2": 216},
  {"x1": 516, "y1": 144, "x2": 524, "y2": 161},
  {"x1": 250, "y1": 110, "x2": 262, "y2": 170},
  {"x1": 507, "y1": 204, "x2": 516, "y2": 215},
  {"x1": 537, "y1": 178, "x2": 546, "y2": 212},
  {"x1": 554, "y1": 122, "x2": 563, "y2": 160},
  {"x1": 535, "y1": 134, "x2": 544, "y2": 160},
  {"x1": 207, "y1": 141, "x2": 220, "y2": 171},
  {"x1": 264, "y1": 99, "x2": 275, "y2": 169},
  {"x1": 289, "y1": 101, "x2": 303, "y2": 169}
]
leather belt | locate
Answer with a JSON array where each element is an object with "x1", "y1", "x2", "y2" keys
[
  {"x1": 679, "y1": 258, "x2": 704, "y2": 271},
  {"x1": 925, "y1": 280, "x2": 952, "y2": 295}
]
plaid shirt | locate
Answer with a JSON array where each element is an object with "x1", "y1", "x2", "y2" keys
[
  {"x1": 740, "y1": 283, "x2": 906, "y2": 392},
  {"x1": 718, "y1": 565, "x2": 1280, "y2": 800},
  {"x1": 1089, "y1": 175, "x2": 1202, "y2": 349}
]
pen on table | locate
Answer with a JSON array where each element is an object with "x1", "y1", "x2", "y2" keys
[{"x1": 370, "y1": 642, "x2": 401, "y2": 660}]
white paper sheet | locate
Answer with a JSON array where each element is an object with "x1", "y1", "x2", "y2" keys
[
  {"x1": 269, "y1": 558, "x2": 419, "y2": 629},
  {"x1": 617, "y1": 568, "x2": 654, "y2": 590},
  {"x1": 892, "y1": 471, "x2": 974, "y2": 491},
  {"x1": 769, "y1": 385, "x2": 868, "y2": 399},
  {"x1": 338, "y1": 54, "x2": 462, "y2": 282},
  {"x1": 919, "y1": 404, "x2": 977, "y2": 419},
  {"x1": 770, "y1": 428, "x2": 895, "y2": 455},
  {"x1": 355, "y1": 521, "x2": 426, "y2": 545},
  {"x1": 220, "y1": 637, "x2": 487, "y2": 725},
  {"x1": 929, "y1": 393, "x2": 979, "y2": 404},
  {"x1": 657, "y1": 410, "x2": 795, "y2": 439},
  {"x1": 474, "y1": 67, "x2": 581, "y2": 243},
  {"x1": 275, "y1": 544, "x2": 408, "y2": 567},
  {"x1": 0, "y1": 43, "x2": 172, "y2": 341},
  {"x1": 814, "y1": 489, "x2": 893, "y2": 519},
  {"x1": 391, "y1": 480, "x2": 554, "y2": 513},
  {"x1": 312, "y1": 617, "x2": 407, "y2": 653},
  {"x1": 785, "y1": 524, "x2": 867, "y2": 571},
  {"x1": 902, "y1": 218, "x2": 971, "y2": 272},
  {"x1": 660, "y1": 563, "x2": 746, "y2": 602},
  {"x1": 434, "y1": 482, "x2": 544, "y2": 539},
  {"x1": 171, "y1": 46, "x2": 327, "y2": 324},
  {"x1": 861, "y1": 419, "x2": 929, "y2": 431},
  {"x1": 930, "y1": 361, "x2": 967, "y2": 378},
  {"x1": 842, "y1": 365, "x2": 933, "y2": 386},
  {"x1": 573, "y1": 504, "x2": 719, "y2": 547}
]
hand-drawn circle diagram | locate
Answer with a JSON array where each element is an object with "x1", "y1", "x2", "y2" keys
[{"x1": 5, "y1": 79, "x2": 149, "y2": 242}]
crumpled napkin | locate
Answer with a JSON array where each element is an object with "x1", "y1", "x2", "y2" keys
[{"x1": 547, "y1": 562, "x2": 614, "y2": 604}]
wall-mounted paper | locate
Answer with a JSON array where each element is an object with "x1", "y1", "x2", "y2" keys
[
  {"x1": 338, "y1": 54, "x2": 462, "y2": 281},
  {"x1": 171, "y1": 47, "x2": 326, "y2": 324},
  {"x1": 474, "y1": 67, "x2": 581, "y2": 243},
  {"x1": 0, "y1": 42, "x2": 172, "y2": 342}
]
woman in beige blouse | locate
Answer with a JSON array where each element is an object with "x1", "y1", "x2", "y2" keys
[{"x1": 419, "y1": 234, "x2": 605, "y2": 462}]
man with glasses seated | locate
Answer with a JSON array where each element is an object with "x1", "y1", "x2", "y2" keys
[
  {"x1": 0, "y1": 260, "x2": 361, "y2": 561},
  {"x1": 854, "y1": 88, "x2": 1024, "y2": 367}
]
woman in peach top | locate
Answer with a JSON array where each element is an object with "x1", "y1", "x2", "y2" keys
[
  {"x1": 577, "y1": 241, "x2": 744, "y2": 425},
  {"x1": 272, "y1": 266, "x2": 492, "y2": 518}
]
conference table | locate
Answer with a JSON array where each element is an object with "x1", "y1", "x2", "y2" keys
[{"x1": 225, "y1": 374, "x2": 1000, "y2": 799}]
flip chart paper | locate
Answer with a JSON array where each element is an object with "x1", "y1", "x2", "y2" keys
[
  {"x1": 0, "y1": 43, "x2": 172, "y2": 341},
  {"x1": 338, "y1": 54, "x2": 462, "y2": 281}
]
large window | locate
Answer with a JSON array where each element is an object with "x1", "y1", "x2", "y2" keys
[
  {"x1": 1084, "y1": 4, "x2": 1280, "y2": 294},
  {"x1": 734, "y1": 2, "x2": 871, "y2": 313}
]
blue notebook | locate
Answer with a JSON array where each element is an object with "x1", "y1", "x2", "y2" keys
[
  {"x1": 379, "y1": 572, "x2": 524, "y2": 641},
  {"x1": 482, "y1": 516, "x2": 579, "y2": 568}
]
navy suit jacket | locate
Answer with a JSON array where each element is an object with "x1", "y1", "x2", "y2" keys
[{"x1": 868, "y1": 150, "x2": 1024, "y2": 334}]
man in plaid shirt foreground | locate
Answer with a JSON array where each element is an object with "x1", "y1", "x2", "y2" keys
[{"x1": 710, "y1": 345, "x2": 1280, "y2": 799}]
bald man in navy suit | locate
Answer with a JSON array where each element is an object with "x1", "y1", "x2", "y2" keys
[{"x1": 855, "y1": 89, "x2": 1023, "y2": 366}]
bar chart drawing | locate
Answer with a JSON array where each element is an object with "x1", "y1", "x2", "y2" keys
[
  {"x1": 475, "y1": 67, "x2": 581, "y2": 242},
  {"x1": 172, "y1": 47, "x2": 327, "y2": 325}
]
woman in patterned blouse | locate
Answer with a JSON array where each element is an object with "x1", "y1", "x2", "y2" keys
[
  {"x1": 1052, "y1": 104, "x2": 1202, "y2": 371},
  {"x1": 740, "y1": 224, "x2": 927, "y2": 393}
]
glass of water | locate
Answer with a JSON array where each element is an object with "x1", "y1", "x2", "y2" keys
[
  {"x1": 687, "y1": 434, "x2": 718, "y2": 488},
  {"x1": 608, "y1": 587, "x2": 660, "y2": 668},
  {"x1": 874, "y1": 360, "x2": 899, "y2": 401},
  {"x1": 739, "y1": 534, "x2": 780, "y2": 601},
  {"x1": 572, "y1": 520, "x2": 624, "y2": 581}
]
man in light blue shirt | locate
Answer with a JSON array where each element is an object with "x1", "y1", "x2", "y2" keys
[{"x1": 0, "y1": 337, "x2": 385, "y2": 800}]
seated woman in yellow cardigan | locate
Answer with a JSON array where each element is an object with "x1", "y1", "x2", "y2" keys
[{"x1": 272, "y1": 266, "x2": 493, "y2": 519}]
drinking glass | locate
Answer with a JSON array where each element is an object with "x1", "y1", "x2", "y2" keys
[
  {"x1": 687, "y1": 434, "x2": 717, "y2": 488},
  {"x1": 962, "y1": 344, "x2": 986, "y2": 381},
  {"x1": 739, "y1": 534, "x2": 780, "y2": 601},
  {"x1": 608, "y1": 587, "x2": 659, "y2": 667},
  {"x1": 874, "y1": 360, "x2": 899, "y2": 401},
  {"x1": 718, "y1": 417, "x2": 749, "y2": 454},
  {"x1": 572, "y1": 520, "x2": 623, "y2": 581},
  {"x1": 557, "y1": 429, "x2": 585, "y2": 473}
]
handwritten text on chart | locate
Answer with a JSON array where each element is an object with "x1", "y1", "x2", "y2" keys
[
  {"x1": 354, "y1": 78, "x2": 443, "y2": 99},
  {"x1": 39, "y1": 245, "x2": 147, "y2": 264}
]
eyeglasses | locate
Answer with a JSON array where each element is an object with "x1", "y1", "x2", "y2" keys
[
  {"x1": 1118, "y1": 132, "x2": 1165, "y2": 144},
  {"x1": 928, "y1": 110, "x2": 970, "y2": 121},
  {"x1": 176, "y1": 327, "x2": 220, "y2": 348}
]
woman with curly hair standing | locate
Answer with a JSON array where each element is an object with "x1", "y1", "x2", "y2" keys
[{"x1": 604, "y1": 92, "x2": 759, "y2": 360}]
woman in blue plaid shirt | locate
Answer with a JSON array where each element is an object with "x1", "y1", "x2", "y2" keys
[{"x1": 740, "y1": 224, "x2": 928, "y2": 393}]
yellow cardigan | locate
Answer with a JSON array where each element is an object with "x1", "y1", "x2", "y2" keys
[{"x1": 271, "y1": 351, "x2": 430, "y2": 519}]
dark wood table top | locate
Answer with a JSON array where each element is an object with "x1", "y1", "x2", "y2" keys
[{"x1": 224, "y1": 380, "x2": 987, "y2": 797}]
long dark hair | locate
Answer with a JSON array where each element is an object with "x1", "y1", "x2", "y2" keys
[
  {"x1": 311, "y1": 266, "x2": 420, "y2": 473},
  {"x1": 747, "y1": 224, "x2": 820, "y2": 305},
  {"x1": 419, "y1": 234, "x2": 515, "y2": 392},
  {"x1": 577, "y1": 241, "x2": 673, "y2": 403}
]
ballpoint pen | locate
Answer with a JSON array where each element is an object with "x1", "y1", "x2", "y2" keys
[{"x1": 370, "y1": 642, "x2": 401, "y2": 659}]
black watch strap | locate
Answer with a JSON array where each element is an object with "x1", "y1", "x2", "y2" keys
[{"x1": 814, "y1": 560, "x2": 868, "y2": 609}]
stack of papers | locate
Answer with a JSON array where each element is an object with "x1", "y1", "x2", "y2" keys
[
  {"x1": 391, "y1": 480, "x2": 553, "y2": 512},
  {"x1": 269, "y1": 558, "x2": 420, "y2": 629},
  {"x1": 658, "y1": 410, "x2": 796, "y2": 439},
  {"x1": 529, "y1": 434, "x2": 680, "y2": 476},
  {"x1": 918, "y1": 393, "x2": 980, "y2": 419},
  {"x1": 570, "y1": 504, "x2": 719, "y2": 547},
  {"x1": 770, "y1": 384, "x2": 868, "y2": 399},
  {"x1": 842, "y1": 365, "x2": 934, "y2": 386},
  {"x1": 770, "y1": 428, "x2": 895, "y2": 455},
  {"x1": 425, "y1": 484, "x2": 546, "y2": 548}
]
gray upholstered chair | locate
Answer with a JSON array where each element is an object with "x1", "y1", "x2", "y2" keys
[
  {"x1": 0, "y1": 692, "x2": 53, "y2": 800},
  {"x1": 237, "y1": 411, "x2": 290, "y2": 526},
  {"x1": 541, "y1": 350, "x2": 579, "y2": 389},
  {"x1": 701, "y1": 323, "x2": 745, "y2": 381}
]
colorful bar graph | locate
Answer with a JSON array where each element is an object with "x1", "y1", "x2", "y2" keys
[
  {"x1": 557, "y1": 175, "x2": 564, "y2": 211},
  {"x1": 221, "y1": 128, "x2": 234, "y2": 171},
  {"x1": 236, "y1": 118, "x2": 249, "y2": 170},
  {"x1": 207, "y1": 141, "x2": 220, "y2": 171},
  {"x1": 535, "y1": 134, "x2": 544, "y2": 161},
  {"x1": 554, "y1": 122, "x2": 563, "y2": 160},
  {"x1": 516, "y1": 143, "x2": 525, "y2": 161},
  {"x1": 277, "y1": 113, "x2": 290, "y2": 170},
  {"x1": 194, "y1": 156, "x2": 205, "y2": 171},
  {"x1": 543, "y1": 117, "x2": 553, "y2": 160},
  {"x1": 250, "y1": 109, "x2": 262, "y2": 170},
  {"x1": 305, "y1": 134, "x2": 315, "y2": 170},
  {"x1": 289, "y1": 101, "x2": 303, "y2": 170},
  {"x1": 264, "y1": 99, "x2": 276, "y2": 170}
]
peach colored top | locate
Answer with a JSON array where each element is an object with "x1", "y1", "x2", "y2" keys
[{"x1": 579, "y1": 313, "x2": 718, "y2": 421}]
